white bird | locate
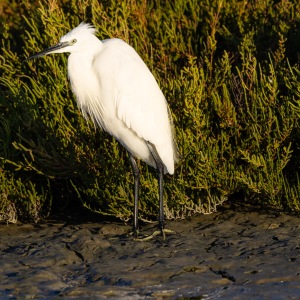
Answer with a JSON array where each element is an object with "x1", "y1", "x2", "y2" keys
[{"x1": 26, "y1": 22, "x2": 178, "y2": 239}]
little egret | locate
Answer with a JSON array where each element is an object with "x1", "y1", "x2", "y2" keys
[{"x1": 26, "y1": 22, "x2": 178, "y2": 239}]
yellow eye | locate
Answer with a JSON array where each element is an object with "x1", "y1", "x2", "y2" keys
[{"x1": 71, "y1": 39, "x2": 77, "y2": 45}]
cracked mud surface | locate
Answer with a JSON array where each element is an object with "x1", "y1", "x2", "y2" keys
[{"x1": 1, "y1": 204, "x2": 300, "y2": 299}]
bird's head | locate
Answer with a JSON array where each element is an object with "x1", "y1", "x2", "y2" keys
[{"x1": 26, "y1": 22, "x2": 97, "y2": 61}]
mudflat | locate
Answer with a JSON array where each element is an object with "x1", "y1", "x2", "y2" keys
[{"x1": 1, "y1": 204, "x2": 300, "y2": 299}]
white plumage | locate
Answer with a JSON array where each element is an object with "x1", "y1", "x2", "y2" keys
[{"x1": 27, "y1": 22, "x2": 178, "y2": 238}]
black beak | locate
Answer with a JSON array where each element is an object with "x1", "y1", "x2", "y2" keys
[{"x1": 25, "y1": 41, "x2": 69, "y2": 61}]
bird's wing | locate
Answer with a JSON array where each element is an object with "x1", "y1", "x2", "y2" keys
[
  {"x1": 103, "y1": 39, "x2": 170, "y2": 145},
  {"x1": 94, "y1": 39, "x2": 175, "y2": 173}
]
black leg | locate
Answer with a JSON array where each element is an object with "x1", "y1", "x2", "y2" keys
[
  {"x1": 157, "y1": 164, "x2": 164, "y2": 231},
  {"x1": 147, "y1": 142, "x2": 165, "y2": 232},
  {"x1": 129, "y1": 153, "x2": 140, "y2": 237}
]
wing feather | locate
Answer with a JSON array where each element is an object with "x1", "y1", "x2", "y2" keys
[
  {"x1": 112, "y1": 41, "x2": 169, "y2": 143},
  {"x1": 95, "y1": 39, "x2": 176, "y2": 173}
]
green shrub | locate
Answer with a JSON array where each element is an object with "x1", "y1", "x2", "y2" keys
[{"x1": 1, "y1": 0, "x2": 300, "y2": 223}]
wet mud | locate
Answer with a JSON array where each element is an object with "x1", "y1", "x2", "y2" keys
[{"x1": 1, "y1": 204, "x2": 300, "y2": 299}]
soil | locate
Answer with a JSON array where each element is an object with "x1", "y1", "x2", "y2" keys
[{"x1": 1, "y1": 203, "x2": 300, "y2": 299}]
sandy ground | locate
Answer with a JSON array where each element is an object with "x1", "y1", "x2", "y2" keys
[{"x1": 0, "y1": 203, "x2": 300, "y2": 299}]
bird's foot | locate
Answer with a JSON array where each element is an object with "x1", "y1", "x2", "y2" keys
[
  {"x1": 126, "y1": 229, "x2": 139, "y2": 239},
  {"x1": 134, "y1": 228, "x2": 176, "y2": 241}
]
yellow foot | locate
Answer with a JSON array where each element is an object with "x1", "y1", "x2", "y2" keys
[
  {"x1": 126, "y1": 230, "x2": 140, "y2": 239},
  {"x1": 134, "y1": 228, "x2": 176, "y2": 241}
]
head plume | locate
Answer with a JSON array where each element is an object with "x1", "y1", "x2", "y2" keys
[{"x1": 60, "y1": 22, "x2": 96, "y2": 42}]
